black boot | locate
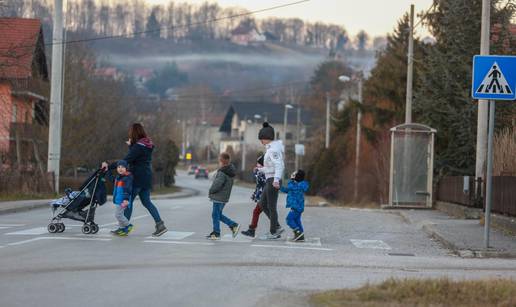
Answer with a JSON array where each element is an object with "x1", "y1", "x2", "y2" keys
[
  {"x1": 152, "y1": 221, "x2": 167, "y2": 237},
  {"x1": 241, "y1": 228, "x2": 255, "y2": 237}
]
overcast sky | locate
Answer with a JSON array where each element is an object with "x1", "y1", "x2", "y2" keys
[{"x1": 144, "y1": 0, "x2": 434, "y2": 37}]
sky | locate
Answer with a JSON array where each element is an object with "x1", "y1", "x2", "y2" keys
[{"x1": 144, "y1": 0, "x2": 434, "y2": 37}]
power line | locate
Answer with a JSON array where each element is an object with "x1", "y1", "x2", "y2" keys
[
  {"x1": 414, "y1": 2, "x2": 437, "y2": 29},
  {"x1": 0, "y1": 0, "x2": 310, "y2": 50},
  {"x1": 47, "y1": 0, "x2": 310, "y2": 47}
]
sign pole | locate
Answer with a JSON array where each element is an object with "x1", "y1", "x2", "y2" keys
[{"x1": 483, "y1": 100, "x2": 495, "y2": 249}]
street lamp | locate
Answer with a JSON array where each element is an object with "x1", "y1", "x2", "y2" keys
[
  {"x1": 283, "y1": 104, "x2": 294, "y2": 141},
  {"x1": 339, "y1": 74, "x2": 363, "y2": 202}
]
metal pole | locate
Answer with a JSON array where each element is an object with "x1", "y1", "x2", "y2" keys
[
  {"x1": 325, "y1": 92, "x2": 330, "y2": 148},
  {"x1": 475, "y1": 0, "x2": 491, "y2": 185},
  {"x1": 354, "y1": 79, "x2": 363, "y2": 202},
  {"x1": 295, "y1": 106, "x2": 301, "y2": 170},
  {"x1": 484, "y1": 100, "x2": 495, "y2": 249},
  {"x1": 47, "y1": 0, "x2": 64, "y2": 193},
  {"x1": 283, "y1": 105, "x2": 289, "y2": 173},
  {"x1": 405, "y1": 4, "x2": 414, "y2": 124},
  {"x1": 241, "y1": 134, "x2": 246, "y2": 172}
]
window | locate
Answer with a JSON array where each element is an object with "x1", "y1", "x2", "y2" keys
[{"x1": 286, "y1": 132, "x2": 293, "y2": 140}]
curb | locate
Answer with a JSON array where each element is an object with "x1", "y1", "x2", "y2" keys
[
  {"x1": 422, "y1": 223, "x2": 516, "y2": 259},
  {"x1": 0, "y1": 187, "x2": 200, "y2": 216}
]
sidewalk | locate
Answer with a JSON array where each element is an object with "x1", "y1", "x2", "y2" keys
[
  {"x1": 399, "y1": 209, "x2": 516, "y2": 258},
  {"x1": 0, "y1": 186, "x2": 199, "y2": 215}
]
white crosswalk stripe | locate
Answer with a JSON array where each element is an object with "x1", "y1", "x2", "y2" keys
[
  {"x1": 350, "y1": 239, "x2": 391, "y2": 250},
  {"x1": 5, "y1": 227, "x2": 48, "y2": 236},
  {"x1": 146, "y1": 231, "x2": 194, "y2": 240}
]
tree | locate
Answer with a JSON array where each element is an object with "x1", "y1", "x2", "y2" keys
[
  {"x1": 356, "y1": 30, "x2": 369, "y2": 51},
  {"x1": 414, "y1": 0, "x2": 515, "y2": 175},
  {"x1": 163, "y1": 140, "x2": 179, "y2": 186},
  {"x1": 145, "y1": 63, "x2": 188, "y2": 97},
  {"x1": 146, "y1": 8, "x2": 161, "y2": 39}
]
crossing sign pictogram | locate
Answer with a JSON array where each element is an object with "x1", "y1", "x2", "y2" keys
[{"x1": 472, "y1": 55, "x2": 516, "y2": 101}]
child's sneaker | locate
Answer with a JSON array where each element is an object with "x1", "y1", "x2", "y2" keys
[
  {"x1": 206, "y1": 231, "x2": 220, "y2": 240},
  {"x1": 293, "y1": 230, "x2": 305, "y2": 242},
  {"x1": 115, "y1": 227, "x2": 129, "y2": 237},
  {"x1": 127, "y1": 224, "x2": 134, "y2": 234},
  {"x1": 230, "y1": 224, "x2": 240, "y2": 238},
  {"x1": 111, "y1": 227, "x2": 123, "y2": 234},
  {"x1": 241, "y1": 228, "x2": 255, "y2": 237}
]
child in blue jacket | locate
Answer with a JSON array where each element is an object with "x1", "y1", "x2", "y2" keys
[
  {"x1": 107, "y1": 160, "x2": 134, "y2": 236},
  {"x1": 280, "y1": 169, "x2": 309, "y2": 242}
]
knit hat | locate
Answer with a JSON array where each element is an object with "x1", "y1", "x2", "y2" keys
[
  {"x1": 293, "y1": 169, "x2": 305, "y2": 182},
  {"x1": 258, "y1": 122, "x2": 275, "y2": 140},
  {"x1": 116, "y1": 160, "x2": 128, "y2": 168}
]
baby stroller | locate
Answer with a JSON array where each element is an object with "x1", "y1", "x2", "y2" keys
[{"x1": 48, "y1": 169, "x2": 107, "y2": 234}]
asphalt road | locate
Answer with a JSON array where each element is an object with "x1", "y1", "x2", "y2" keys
[{"x1": 1, "y1": 171, "x2": 516, "y2": 307}]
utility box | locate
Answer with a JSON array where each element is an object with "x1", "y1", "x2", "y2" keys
[{"x1": 389, "y1": 123, "x2": 437, "y2": 208}]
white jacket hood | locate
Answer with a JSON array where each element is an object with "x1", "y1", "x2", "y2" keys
[{"x1": 268, "y1": 140, "x2": 285, "y2": 154}]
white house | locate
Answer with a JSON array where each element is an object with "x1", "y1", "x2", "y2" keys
[{"x1": 218, "y1": 102, "x2": 311, "y2": 154}]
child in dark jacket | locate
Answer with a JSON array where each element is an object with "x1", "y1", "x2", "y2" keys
[
  {"x1": 280, "y1": 169, "x2": 309, "y2": 242},
  {"x1": 206, "y1": 153, "x2": 239, "y2": 240},
  {"x1": 241, "y1": 155, "x2": 267, "y2": 238},
  {"x1": 107, "y1": 160, "x2": 134, "y2": 236}
]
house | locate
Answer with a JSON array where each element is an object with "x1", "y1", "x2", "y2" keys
[
  {"x1": 183, "y1": 115, "x2": 225, "y2": 162},
  {"x1": 0, "y1": 18, "x2": 49, "y2": 166},
  {"x1": 218, "y1": 102, "x2": 311, "y2": 154},
  {"x1": 230, "y1": 21, "x2": 266, "y2": 46}
]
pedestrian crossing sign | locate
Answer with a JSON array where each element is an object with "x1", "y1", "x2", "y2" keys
[{"x1": 472, "y1": 55, "x2": 516, "y2": 101}]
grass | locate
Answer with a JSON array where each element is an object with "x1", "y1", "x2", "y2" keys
[{"x1": 309, "y1": 278, "x2": 516, "y2": 307}]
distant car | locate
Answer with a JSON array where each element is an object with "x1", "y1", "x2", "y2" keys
[
  {"x1": 188, "y1": 165, "x2": 199, "y2": 175},
  {"x1": 195, "y1": 168, "x2": 209, "y2": 179}
]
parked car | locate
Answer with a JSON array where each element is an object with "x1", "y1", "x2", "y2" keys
[
  {"x1": 187, "y1": 165, "x2": 199, "y2": 175},
  {"x1": 195, "y1": 168, "x2": 209, "y2": 179}
]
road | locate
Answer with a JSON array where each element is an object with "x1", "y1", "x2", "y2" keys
[{"x1": 1, "y1": 171, "x2": 516, "y2": 307}]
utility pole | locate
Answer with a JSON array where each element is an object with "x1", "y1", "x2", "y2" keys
[
  {"x1": 241, "y1": 132, "x2": 246, "y2": 172},
  {"x1": 353, "y1": 78, "x2": 363, "y2": 202},
  {"x1": 484, "y1": 100, "x2": 495, "y2": 249},
  {"x1": 475, "y1": 0, "x2": 491, "y2": 184},
  {"x1": 47, "y1": 0, "x2": 64, "y2": 193},
  {"x1": 295, "y1": 105, "x2": 301, "y2": 170},
  {"x1": 405, "y1": 4, "x2": 415, "y2": 124},
  {"x1": 325, "y1": 92, "x2": 330, "y2": 148}
]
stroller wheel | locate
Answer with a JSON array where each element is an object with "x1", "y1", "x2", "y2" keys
[
  {"x1": 82, "y1": 224, "x2": 92, "y2": 234},
  {"x1": 91, "y1": 224, "x2": 99, "y2": 234},
  {"x1": 47, "y1": 223, "x2": 58, "y2": 233},
  {"x1": 57, "y1": 223, "x2": 66, "y2": 233}
]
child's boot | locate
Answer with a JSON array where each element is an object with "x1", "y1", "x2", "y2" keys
[{"x1": 241, "y1": 227, "x2": 256, "y2": 237}]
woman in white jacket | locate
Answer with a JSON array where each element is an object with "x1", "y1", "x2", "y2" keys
[{"x1": 257, "y1": 122, "x2": 285, "y2": 240}]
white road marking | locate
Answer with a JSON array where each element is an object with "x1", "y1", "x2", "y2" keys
[
  {"x1": 251, "y1": 244, "x2": 333, "y2": 251},
  {"x1": 144, "y1": 240, "x2": 214, "y2": 246},
  {"x1": 0, "y1": 227, "x2": 10, "y2": 230},
  {"x1": 221, "y1": 234, "x2": 253, "y2": 243},
  {"x1": 0, "y1": 246, "x2": 5, "y2": 248},
  {"x1": 0, "y1": 224, "x2": 26, "y2": 227},
  {"x1": 146, "y1": 231, "x2": 194, "y2": 240},
  {"x1": 5, "y1": 227, "x2": 48, "y2": 236},
  {"x1": 100, "y1": 214, "x2": 149, "y2": 227},
  {"x1": 75, "y1": 228, "x2": 113, "y2": 238},
  {"x1": 350, "y1": 239, "x2": 392, "y2": 250},
  {"x1": 7, "y1": 236, "x2": 112, "y2": 246},
  {"x1": 285, "y1": 237, "x2": 322, "y2": 247}
]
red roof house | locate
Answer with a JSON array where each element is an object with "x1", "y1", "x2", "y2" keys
[{"x1": 0, "y1": 18, "x2": 49, "y2": 165}]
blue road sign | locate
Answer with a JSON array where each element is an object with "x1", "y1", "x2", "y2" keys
[{"x1": 472, "y1": 55, "x2": 516, "y2": 101}]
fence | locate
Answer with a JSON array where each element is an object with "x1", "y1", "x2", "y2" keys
[
  {"x1": 436, "y1": 176, "x2": 516, "y2": 216},
  {"x1": 491, "y1": 176, "x2": 516, "y2": 216}
]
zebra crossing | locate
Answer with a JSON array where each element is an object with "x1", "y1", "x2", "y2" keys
[{"x1": 0, "y1": 223, "x2": 395, "y2": 253}]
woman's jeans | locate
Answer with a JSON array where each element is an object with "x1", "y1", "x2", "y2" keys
[
  {"x1": 212, "y1": 202, "x2": 237, "y2": 234},
  {"x1": 124, "y1": 187, "x2": 162, "y2": 223}
]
